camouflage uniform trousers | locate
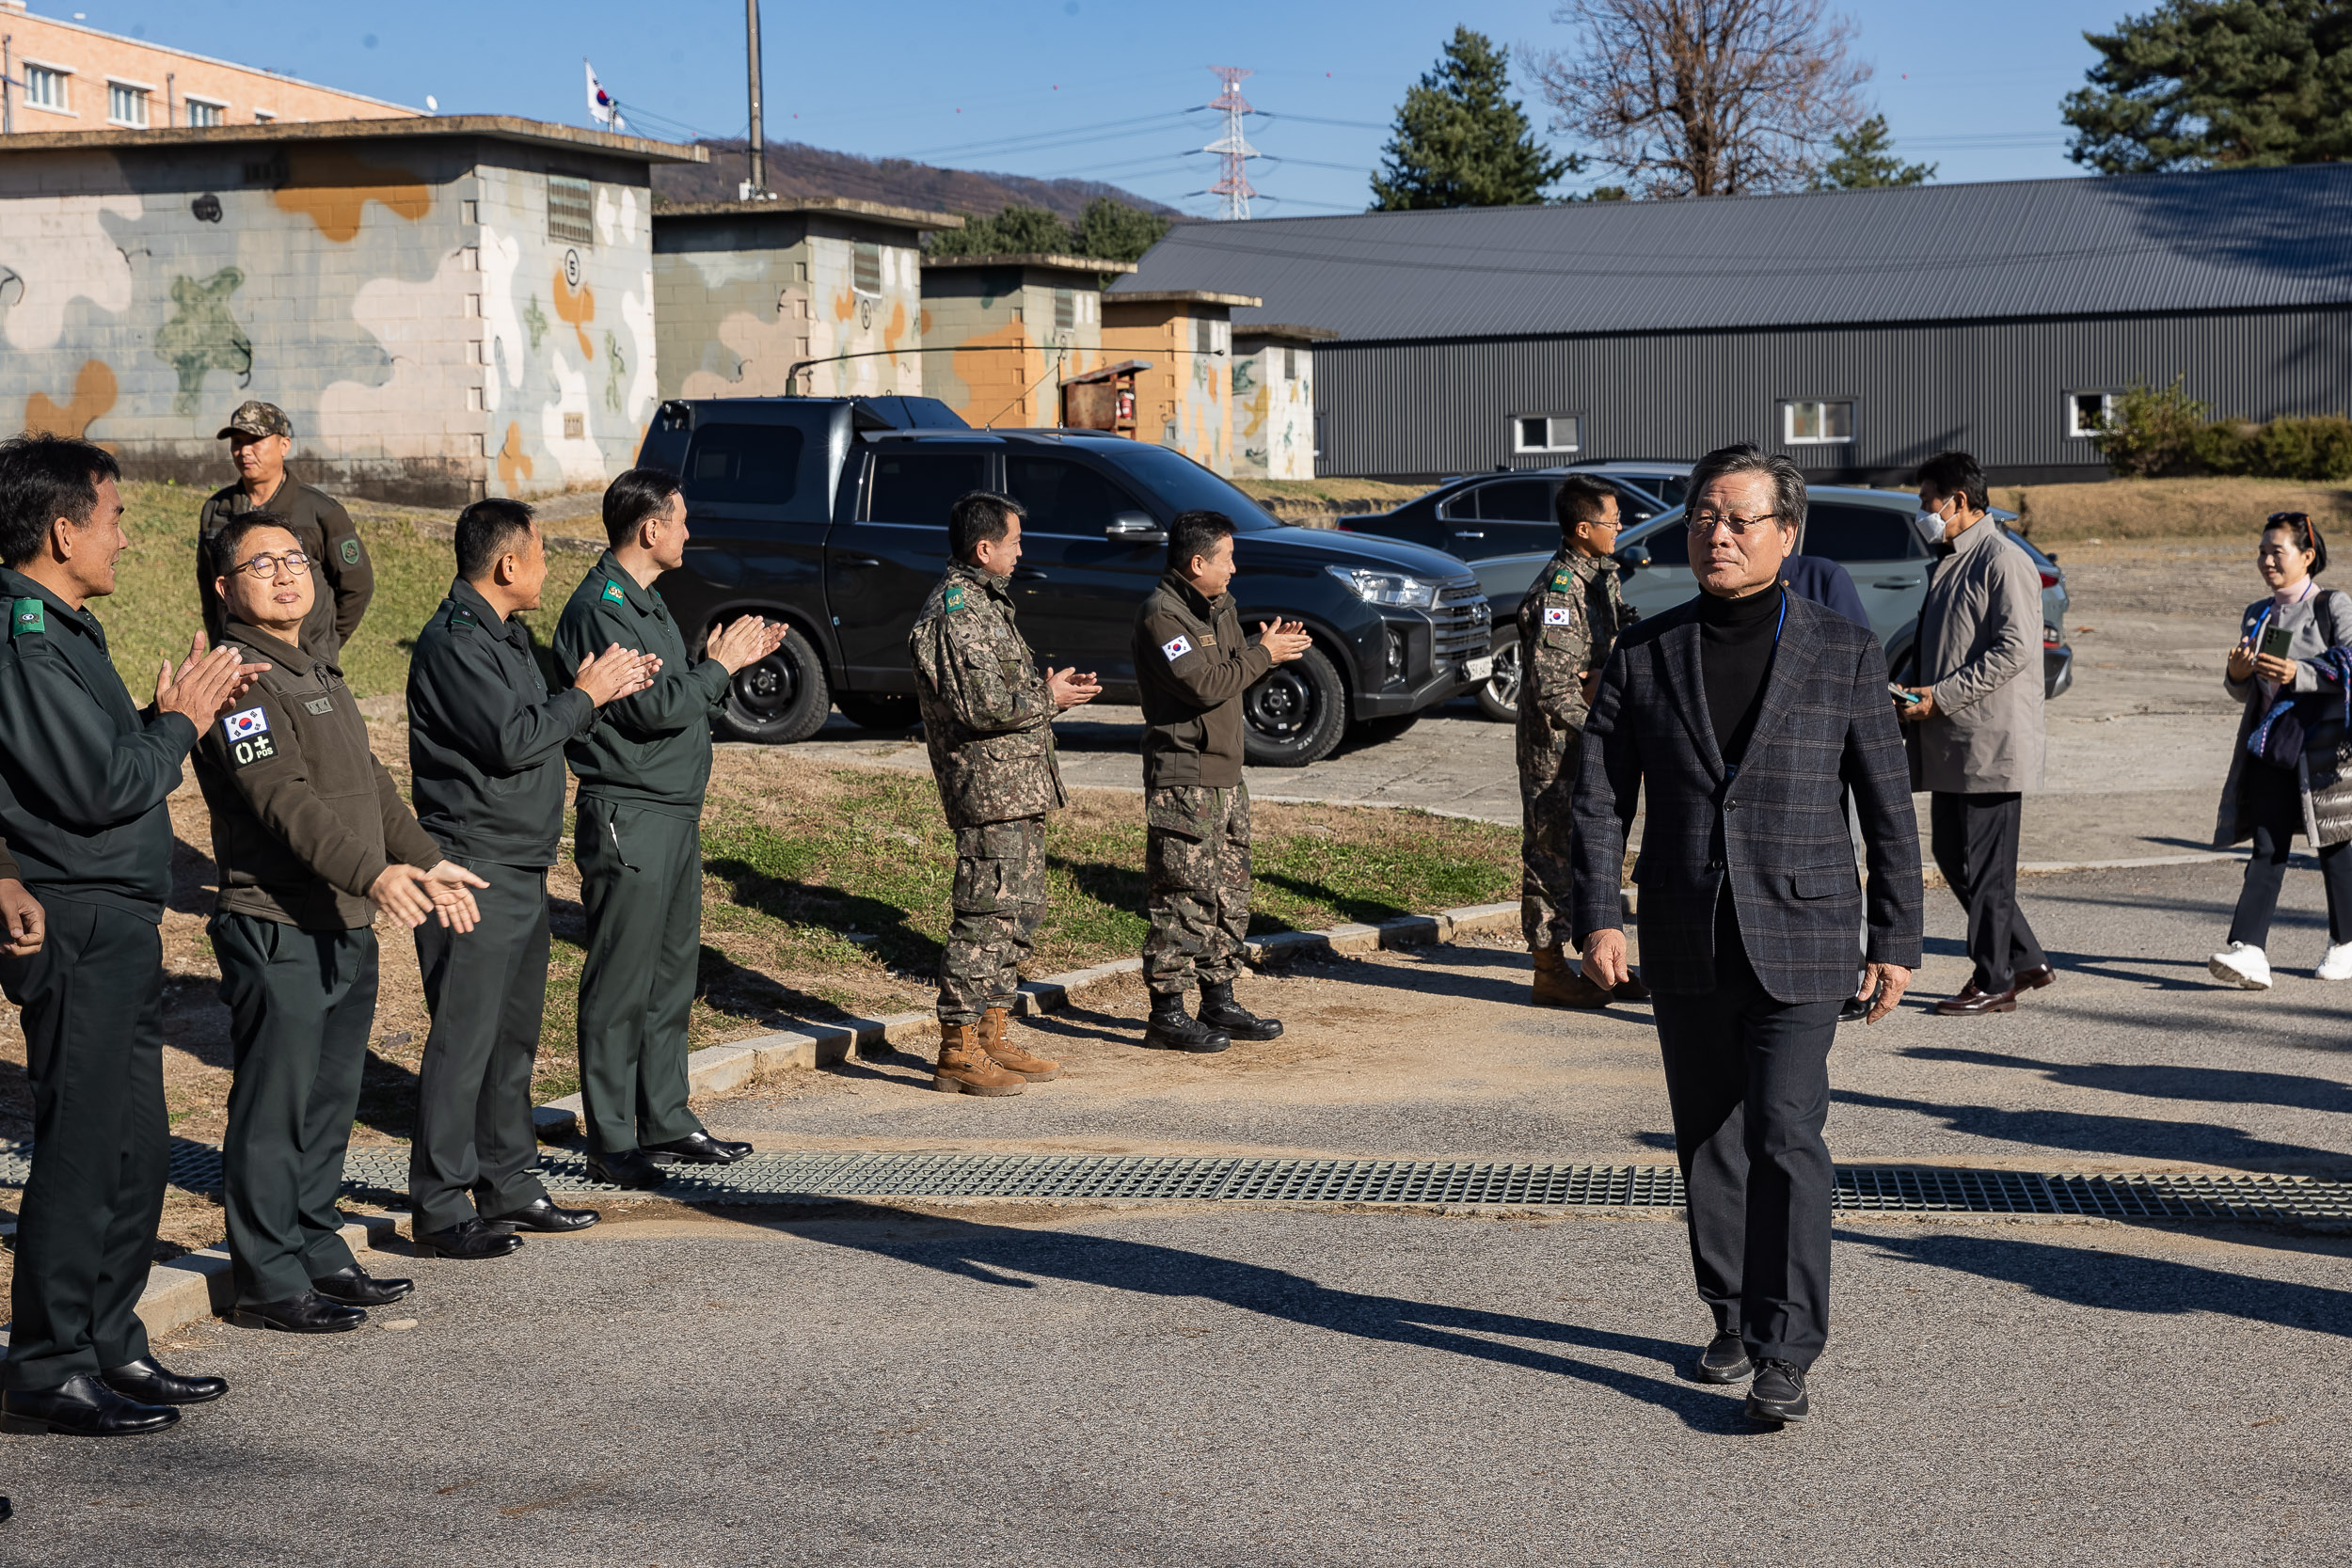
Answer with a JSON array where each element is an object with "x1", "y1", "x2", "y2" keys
[
  {"x1": 937, "y1": 816, "x2": 1048, "y2": 1026},
  {"x1": 1143, "y1": 783, "x2": 1252, "y2": 1001},
  {"x1": 1520, "y1": 729, "x2": 1584, "y2": 952}
]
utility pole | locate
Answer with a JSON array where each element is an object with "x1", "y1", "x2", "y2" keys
[
  {"x1": 1205, "y1": 67, "x2": 1258, "y2": 221},
  {"x1": 743, "y1": 0, "x2": 767, "y2": 199}
]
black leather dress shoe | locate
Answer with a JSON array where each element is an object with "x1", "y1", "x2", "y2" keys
[
  {"x1": 1745, "y1": 1358, "x2": 1811, "y2": 1422},
  {"x1": 1837, "y1": 992, "x2": 1873, "y2": 1023},
  {"x1": 1609, "y1": 969, "x2": 1653, "y2": 1003},
  {"x1": 1933, "y1": 983, "x2": 2019, "y2": 1016},
  {"x1": 587, "y1": 1148, "x2": 671, "y2": 1189},
  {"x1": 485, "y1": 1196, "x2": 600, "y2": 1233},
  {"x1": 1691, "y1": 1331, "x2": 1754, "y2": 1385},
  {"x1": 2016, "y1": 963, "x2": 2057, "y2": 990},
  {"x1": 413, "y1": 1218, "x2": 524, "y2": 1260},
  {"x1": 230, "y1": 1291, "x2": 366, "y2": 1334},
  {"x1": 644, "y1": 1131, "x2": 752, "y2": 1165},
  {"x1": 1, "y1": 1373, "x2": 180, "y2": 1435},
  {"x1": 101, "y1": 1355, "x2": 227, "y2": 1405},
  {"x1": 311, "y1": 1263, "x2": 415, "y2": 1307}
]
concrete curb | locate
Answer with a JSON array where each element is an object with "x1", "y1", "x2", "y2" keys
[{"x1": 529, "y1": 897, "x2": 1541, "y2": 1140}]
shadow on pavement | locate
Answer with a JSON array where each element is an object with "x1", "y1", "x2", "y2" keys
[
  {"x1": 1832, "y1": 1086, "x2": 2348, "y2": 1173},
  {"x1": 1901, "y1": 1047, "x2": 2352, "y2": 1117}
]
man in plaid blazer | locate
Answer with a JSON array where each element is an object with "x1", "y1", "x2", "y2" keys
[{"x1": 1572, "y1": 444, "x2": 1922, "y2": 1425}]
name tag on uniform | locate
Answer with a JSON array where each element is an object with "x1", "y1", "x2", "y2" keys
[
  {"x1": 222, "y1": 706, "x2": 278, "y2": 768},
  {"x1": 1161, "y1": 633, "x2": 1194, "y2": 661},
  {"x1": 1543, "y1": 606, "x2": 1574, "y2": 627},
  {"x1": 1200, "y1": 633, "x2": 1216, "y2": 647},
  {"x1": 304, "y1": 696, "x2": 335, "y2": 715}
]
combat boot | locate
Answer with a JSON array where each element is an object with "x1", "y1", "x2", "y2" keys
[
  {"x1": 1142, "y1": 995, "x2": 1231, "y2": 1053},
  {"x1": 980, "y1": 1006, "x2": 1061, "y2": 1082},
  {"x1": 1531, "y1": 943, "x2": 1614, "y2": 1008},
  {"x1": 1197, "y1": 979, "x2": 1281, "y2": 1040},
  {"x1": 932, "y1": 1022, "x2": 1025, "y2": 1096}
]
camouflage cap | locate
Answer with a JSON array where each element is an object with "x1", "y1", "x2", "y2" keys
[{"x1": 216, "y1": 400, "x2": 292, "y2": 440}]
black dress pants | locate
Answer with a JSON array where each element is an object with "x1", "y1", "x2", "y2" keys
[
  {"x1": 0, "y1": 898, "x2": 166, "y2": 1392},
  {"x1": 1649, "y1": 897, "x2": 1841, "y2": 1370},
  {"x1": 1930, "y1": 790, "x2": 2046, "y2": 993},
  {"x1": 2228, "y1": 759, "x2": 2352, "y2": 947}
]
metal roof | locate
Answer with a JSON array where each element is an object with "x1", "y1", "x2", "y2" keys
[{"x1": 1111, "y1": 165, "x2": 2352, "y2": 342}]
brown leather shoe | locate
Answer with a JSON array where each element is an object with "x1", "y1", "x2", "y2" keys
[
  {"x1": 1932, "y1": 984, "x2": 2018, "y2": 1016},
  {"x1": 1532, "y1": 944, "x2": 1614, "y2": 1008},
  {"x1": 2016, "y1": 964, "x2": 2057, "y2": 990},
  {"x1": 932, "y1": 1022, "x2": 1025, "y2": 1095},
  {"x1": 979, "y1": 1006, "x2": 1060, "y2": 1082}
]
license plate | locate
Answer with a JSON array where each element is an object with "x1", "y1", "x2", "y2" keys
[{"x1": 1463, "y1": 656, "x2": 1494, "y2": 682}]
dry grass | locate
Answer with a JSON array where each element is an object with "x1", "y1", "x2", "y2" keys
[
  {"x1": 1233, "y1": 477, "x2": 1427, "y2": 518},
  {"x1": 2001, "y1": 476, "x2": 2352, "y2": 544}
]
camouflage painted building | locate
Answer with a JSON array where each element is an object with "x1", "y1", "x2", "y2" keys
[
  {"x1": 1102, "y1": 289, "x2": 1258, "y2": 478},
  {"x1": 1231, "y1": 324, "x2": 1333, "y2": 482},
  {"x1": 652, "y1": 197, "x2": 956, "y2": 402},
  {"x1": 919, "y1": 253, "x2": 1134, "y2": 428},
  {"x1": 0, "y1": 116, "x2": 703, "y2": 504}
]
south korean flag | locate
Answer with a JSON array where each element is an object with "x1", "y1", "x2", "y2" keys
[
  {"x1": 1160, "y1": 633, "x2": 1194, "y2": 662},
  {"x1": 1542, "y1": 605, "x2": 1574, "y2": 627},
  {"x1": 222, "y1": 705, "x2": 277, "y2": 769}
]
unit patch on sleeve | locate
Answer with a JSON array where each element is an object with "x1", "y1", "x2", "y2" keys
[
  {"x1": 1542, "y1": 605, "x2": 1575, "y2": 627},
  {"x1": 10, "y1": 597, "x2": 43, "y2": 636},
  {"x1": 1160, "y1": 633, "x2": 1194, "y2": 662},
  {"x1": 600, "y1": 579, "x2": 627, "y2": 606},
  {"x1": 944, "y1": 583, "x2": 966, "y2": 612},
  {"x1": 221, "y1": 706, "x2": 278, "y2": 768},
  {"x1": 341, "y1": 538, "x2": 361, "y2": 565},
  {"x1": 1549, "y1": 569, "x2": 1574, "y2": 592}
]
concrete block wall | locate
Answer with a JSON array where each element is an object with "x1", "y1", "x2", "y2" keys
[
  {"x1": 1104, "y1": 303, "x2": 1232, "y2": 475},
  {"x1": 1232, "y1": 338, "x2": 1316, "y2": 480},
  {"x1": 921, "y1": 261, "x2": 1109, "y2": 427}
]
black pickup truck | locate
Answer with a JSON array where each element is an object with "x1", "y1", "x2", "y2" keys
[{"x1": 634, "y1": 395, "x2": 1492, "y2": 767}]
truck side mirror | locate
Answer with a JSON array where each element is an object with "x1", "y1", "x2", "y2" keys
[{"x1": 1105, "y1": 511, "x2": 1168, "y2": 544}]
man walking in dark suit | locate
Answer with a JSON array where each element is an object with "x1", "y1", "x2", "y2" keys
[{"x1": 1573, "y1": 444, "x2": 1922, "y2": 1424}]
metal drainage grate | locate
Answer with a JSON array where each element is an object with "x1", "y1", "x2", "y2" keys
[{"x1": 2, "y1": 1146, "x2": 2346, "y2": 1224}]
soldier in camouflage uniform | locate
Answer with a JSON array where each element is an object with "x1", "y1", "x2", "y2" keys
[
  {"x1": 910, "y1": 493, "x2": 1100, "y2": 1095},
  {"x1": 1519, "y1": 475, "x2": 1647, "y2": 1007}
]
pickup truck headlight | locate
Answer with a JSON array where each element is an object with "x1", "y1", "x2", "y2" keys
[{"x1": 1325, "y1": 564, "x2": 1438, "y2": 610}]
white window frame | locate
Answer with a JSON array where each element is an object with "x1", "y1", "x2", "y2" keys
[
  {"x1": 1783, "y1": 399, "x2": 1855, "y2": 445},
  {"x1": 106, "y1": 79, "x2": 155, "y2": 129},
  {"x1": 184, "y1": 96, "x2": 228, "y2": 129},
  {"x1": 2066, "y1": 390, "x2": 2116, "y2": 439},
  {"x1": 22, "y1": 61, "x2": 72, "y2": 115},
  {"x1": 1511, "y1": 414, "x2": 1581, "y2": 454},
  {"x1": 252, "y1": 107, "x2": 277, "y2": 123}
]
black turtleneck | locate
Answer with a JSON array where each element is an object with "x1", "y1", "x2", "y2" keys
[{"x1": 1695, "y1": 583, "x2": 1786, "y2": 768}]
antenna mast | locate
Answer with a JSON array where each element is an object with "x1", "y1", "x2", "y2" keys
[{"x1": 1204, "y1": 66, "x2": 1258, "y2": 221}]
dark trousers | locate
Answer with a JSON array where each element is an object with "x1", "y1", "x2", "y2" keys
[
  {"x1": 0, "y1": 898, "x2": 165, "y2": 1391},
  {"x1": 1650, "y1": 899, "x2": 1840, "y2": 1369},
  {"x1": 2229, "y1": 759, "x2": 2352, "y2": 947},
  {"x1": 574, "y1": 796, "x2": 705, "y2": 1157},
  {"x1": 409, "y1": 861, "x2": 553, "y2": 1232},
  {"x1": 1930, "y1": 790, "x2": 2046, "y2": 993},
  {"x1": 212, "y1": 911, "x2": 375, "y2": 1306}
]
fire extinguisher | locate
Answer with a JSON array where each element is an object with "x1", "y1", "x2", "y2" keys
[{"x1": 1116, "y1": 387, "x2": 1136, "y2": 423}]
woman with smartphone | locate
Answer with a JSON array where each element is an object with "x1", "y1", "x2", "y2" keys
[{"x1": 2211, "y1": 512, "x2": 2352, "y2": 988}]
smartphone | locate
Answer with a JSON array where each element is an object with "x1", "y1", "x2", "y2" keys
[
  {"x1": 1887, "y1": 683, "x2": 1922, "y2": 705},
  {"x1": 2259, "y1": 623, "x2": 2295, "y2": 661}
]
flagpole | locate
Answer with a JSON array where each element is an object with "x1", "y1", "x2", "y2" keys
[{"x1": 744, "y1": 0, "x2": 767, "y2": 198}]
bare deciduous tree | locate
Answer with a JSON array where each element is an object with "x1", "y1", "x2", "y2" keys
[{"x1": 1532, "y1": 0, "x2": 1872, "y2": 198}]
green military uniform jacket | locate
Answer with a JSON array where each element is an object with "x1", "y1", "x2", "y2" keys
[
  {"x1": 553, "y1": 551, "x2": 730, "y2": 818},
  {"x1": 909, "y1": 562, "x2": 1066, "y2": 831},
  {"x1": 407, "y1": 578, "x2": 596, "y2": 868},
  {"x1": 1516, "y1": 547, "x2": 1635, "y2": 789},
  {"x1": 1134, "y1": 571, "x2": 1273, "y2": 790},
  {"x1": 199, "y1": 478, "x2": 373, "y2": 656},
  {"x1": 194, "y1": 619, "x2": 442, "y2": 931},
  {"x1": 0, "y1": 567, "x2": 198, "y2": 921}
]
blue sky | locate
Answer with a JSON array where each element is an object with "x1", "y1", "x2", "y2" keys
[{"x1": 33, "y1": 0, "x2": 2127, "y2": 215}]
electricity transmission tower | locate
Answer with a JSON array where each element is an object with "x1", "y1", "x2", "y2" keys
[{"x1": 1204, "y1": 66, "x2": 1259, "y2": 221}]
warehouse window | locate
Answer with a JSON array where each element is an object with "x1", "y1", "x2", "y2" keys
[
  {"x1": 107, "y1": 82, "x2": 151, "y2": 129},
  {"x1": 2066, "y1": 391, "x2": 2115, "y2": 438},
  {"x1": 547, "y1": 176, "x2": 596, "y2": 245},
  {"x1": 1513, "y1": 415, "x2": 1581, "y2": 454},
  {"x1": 23, "y1": 65, "x2": 68, "y2": 113},
  {"x1": 852, "y1": 241, "x2": 882, "y2": 296},
  {"x1": 1784, "y1": 400, "x2": 1854, "y2": 444},
  {"x1": 186, "y1": 98, "x2": 226, "y2": 129}
]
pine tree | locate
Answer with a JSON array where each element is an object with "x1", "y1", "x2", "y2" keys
[
  {"x1": 1371, "y1": 27, "x2": 1577, "y2": 210},
  {"x1": 1074, "y1": 198, "x2": 1174, "y2": 264},
  {"x1": 1811, "y1": 115, "x2": 1936, "y2": 188},
  {"x1": 928, "y1": 204, "x2": 1077, "y2": 259},
  {"x1": 2064, "y1": 0, "x2": 2352, "y2": 174}
]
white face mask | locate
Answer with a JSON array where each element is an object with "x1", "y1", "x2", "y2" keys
[{"x1": 1913, "y1": 505, "x2": 1947, "y2": 546}]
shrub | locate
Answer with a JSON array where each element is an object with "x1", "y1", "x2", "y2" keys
[
  {"x1": 2094, "y1": 379, "x2": 2352, "y2": 481},
  {"x1": 2093, "y1": 376, "x2": 2208, "y2": 477}
]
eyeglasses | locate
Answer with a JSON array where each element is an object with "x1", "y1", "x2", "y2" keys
[
  {"x1": 229, "y1": 550, "x2": 310, "y2": 579},
  {"x1": 1686, "y1": 510, "x2": 1782, "y2": 537}
]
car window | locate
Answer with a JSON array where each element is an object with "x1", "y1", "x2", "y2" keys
[
  {"x1": 1005, "y1": 456, "x2": 1145, "y2": 534},
  {"x1": 1477, "y1": 479, "x2": 1555, "y2": 522},
  {"x1": 1436, "y1": 484, "x2": 1480, "y2": 521},
  {"x1": 1605, "y1": 481, "x2": 1661, "y2": 527},
  {"x1": 1652, "y1": 476, "x2": 1689, "y2": 508},
  {"x1": 1101, "y1": 443, "x2": 1279, "y2": 531},
  {"x1": 1803, "y1": 502, "x2": 1922, "y2": 562},
  {"x1": 868, "y1": 451, "x2": 989, "y2": 526},
  {"x1": 681, "y1": 422, "x2": 816, "y2": 515}
]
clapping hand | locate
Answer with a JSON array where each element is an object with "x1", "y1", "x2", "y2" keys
[
  {"x1": 708, "y1": 614, "x2": 789, "y2": 674},
  {"x1": 369, "y1": 861, "x2": 490, "y2": 931},
  {"x1": 575, "y1": 642, "x2": 660, "y2": 705},
  {"x1": 156, "y1": 633, "x2": 270, "y2": 727},
  {"x1": 1257, "y1": 619, "x2": 1312, "y2": 664},
  {"x1": 1046, "y1": 667, "x2": 1102, "y2": 709}
]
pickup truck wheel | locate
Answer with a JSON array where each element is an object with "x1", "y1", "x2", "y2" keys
[
  {"x1": 715, "y1": 631, "x2": 831, "y2": 745},
  {"x1": 834, "y1": 692, "x2": 919, "y2": 730},
  {"x1": 1241, "y1": 645, "x2": 1347, "y2": 768},
  {"x1": 1473, "y1": 639, "x2": 1521, "y2": 722}
]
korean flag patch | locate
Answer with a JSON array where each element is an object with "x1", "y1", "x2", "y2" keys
[
  {"x1": 222, "y1": 706, "x2": 278, "y2": 768},
  {"x1": 1160, "y1": 633, "x2": 1194, "y2": 662},
  {"x1": 1542, "y1": 605, "x2": 1575, "y2": 627}
]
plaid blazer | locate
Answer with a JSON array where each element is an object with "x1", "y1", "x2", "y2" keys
[{"x1": 1570, "y1": 590, "x2": 1923, "y2": 1003}]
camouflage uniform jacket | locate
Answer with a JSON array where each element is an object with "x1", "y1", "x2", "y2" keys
[
  {"x1": 910, "y1": 562, "x2": 1067, "y2": 831},
  {"x1": 1516, "y1": 548, "x2": 1635, "y2": 788}
]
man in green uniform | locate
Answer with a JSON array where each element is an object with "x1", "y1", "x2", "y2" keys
[
  {"x1": 406, "y1": 499, "x2": 656, "y2": 1251},
  {"x1": 0, "y1": 434, "x2": 258, "y2": 1434},
  {"x1": 198, "y1": 401, "x2": 373, "y2": 657},
  {"x1": 1133, "y1": 510, "x2": 1311, "y2": 1053},
  {"x1": 197, "y1": 514, "x2": 488, "y2": 1331},
  {"x1": 1518, "y1": 474, "x2": 1645, "y2": 1008},
  {"x1": 909, "y1": 492, "x2": 1101, "y2": 1095},
  {"x1": 555, "y1": 468, "x2": 786, "y2": 1188}
]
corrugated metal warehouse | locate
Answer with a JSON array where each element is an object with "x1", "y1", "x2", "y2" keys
[{"x1": 1111, "y1": 164, "x2": 2352, "y2": 484}]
